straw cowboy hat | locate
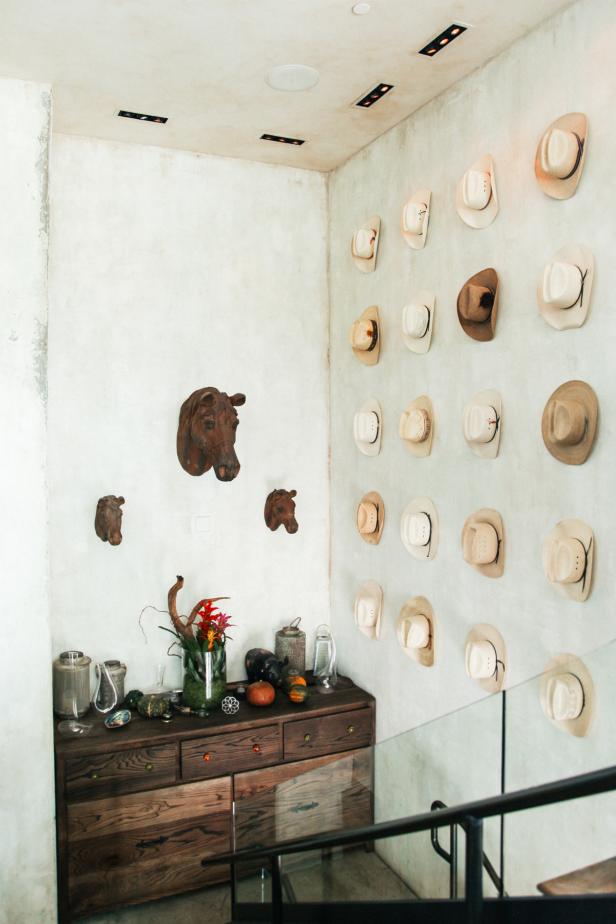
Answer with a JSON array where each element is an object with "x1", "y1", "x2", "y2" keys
[
  {"x1": 350, "y1": 306, "x2": 380, "y2": 365},
  {"x1": 463, "y1": 390, "x2": 502, "y2": 459},
  {"x1": 457, "y1": 268, "x2": 499, "y2": 342},
  {"x1": 354, "y1": 580, "x2": 383, "y2": 640},
  {"x1": 542, "y1": 519, "x2": 594, "y2": 603},
  {"x1": 535, "y1": 113, "x2": 588, "y2": 200},
  {"x1": 455, "y1": 155, "x2": 498, "y2": 229},
  {"x1": 541, "y1": 380, "x2": 598, "y2": 466},
  {"x1": 351, "y1": 216, "x2": 381, "y2": 273},
  {"x1": 397, "y1": 597, "x2": 435, "y2": 667},
  {"x1": 401, "y1": 291, "x2": 435, "y2": 354},
  {"x1": 465, "y1": 624, "x2": 506, "y2": 693},
  {"x1": 462, "y1": 508, "x2": 504, "y2": 578},
  {"x1": 356, "y1": 491, "x2": 385, "y2": 545},
  {"x1": 400, "y1": 497, "x2": 438, "y2": 561},
  {"x1": 401, "y1": 189, "x2": 431, "y2": 250},
  {"x1": 539, "y1": 653, "x2": 594, "y2": 737},
  {"x1": 399, "y1": 395, "x2": 434, "y2": 457},
  {"x1": 537, "y1": 245, "x2": 594, "y2": 331},
  {"x1": 353, "y1": 399, "x2": 382, "y2": 457}
]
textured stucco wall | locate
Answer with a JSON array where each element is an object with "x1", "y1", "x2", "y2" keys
[
  {"x1": 0, "y1": 77, "x2": 56, "y2": 922},
  {"x1": 328, "y1": 0, "x2": 616, "y2": 897}
]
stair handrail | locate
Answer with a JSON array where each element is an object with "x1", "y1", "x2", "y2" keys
[{"x1": 431, "y1": 798, "x2": 505, "y2": 897}]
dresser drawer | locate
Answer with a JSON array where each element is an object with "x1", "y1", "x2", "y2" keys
[
  {"x1": 284, "y1": 708, "x2": 372, "y2": 761},
  {"x1": 182, "y1": 725, "x2": 282, "y2": 781},
  {"x1": 65, "y1": 745, "x2": 177, "y2": 799}
]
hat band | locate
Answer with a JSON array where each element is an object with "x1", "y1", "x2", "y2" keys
[
  {"x1": 560, "y1": 265, "x2": 587, "y2": 311},
  {"x1": 366, "y1": 321, "x2": 379, "y2": 352},
  {"x1": 559, "y1": 132, "x2": 584, "y2": 181}
]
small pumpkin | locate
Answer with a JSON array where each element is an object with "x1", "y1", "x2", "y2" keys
[
  {"x1": 288, "y1": 681, "x2": 309, "y2": 705},
  {"x1": 247, "y1": 681, "x2": 276, "y2": 707},
  {"x1": 124, "y1": 689, "x2": 144, "y2": 710},
  {"x1": 137, "y1": 693, "x2": 170, "y2": 718}
]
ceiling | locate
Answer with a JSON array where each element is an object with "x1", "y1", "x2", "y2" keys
[{"x1": 0, "y1": 0, "x2": 573, "y2": 172}]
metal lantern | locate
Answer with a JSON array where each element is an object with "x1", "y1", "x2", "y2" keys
[{"x1": 275, "y1": 617, "x2": 306, "y2": 673}]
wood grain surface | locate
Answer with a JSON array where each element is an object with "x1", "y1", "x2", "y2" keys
[
  {"x1": 283, "y1": 707, "x2": 372, "y2": 760},
  {"x1": 65, "y1": 744, "x2": 177, "y2": 799},
  {"x1": 181, "y1": 724, "x2": 282, "y2": 781}
]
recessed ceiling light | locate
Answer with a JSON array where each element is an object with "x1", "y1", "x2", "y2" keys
[
  {"x1": 266, "y1": 64, "x2": 319, "y2": 92},
  {"x1": 118, "y1": 110, "x2": 167, "y2": 123},
  {"x1": 352, "y1": 2, "x2": 371, "y2": 14},
  {"x1": 354, "y1": 83, "x2": 394, "y2": 109},
  {"x1": 260, "y1": 133, "x2": 306, "y2": 146},
  {"x1": 419, "y1": 24, "x2": 467, "y2": 57}
]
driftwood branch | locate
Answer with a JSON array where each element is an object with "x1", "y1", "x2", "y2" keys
[{"x1": 168, "y1": 575, "x2": 193, "y2": 642}]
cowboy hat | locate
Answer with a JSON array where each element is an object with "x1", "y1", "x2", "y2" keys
[
  {"x1": 397, "y1": 597, "x2": 435, "y2": 667},
  {"x1": 354, "y1": 580, "x2": 382, "y2": 640},
  {"x1": 457, "y1": 268, "x2": 499, "y2": 342},
  {"x1": 541, "y1": 380, "x2": 598, "y2": 466},
  {"x1": 535, "y1": 113, "x2": 588, "y2": 200},
  {"x1": 539, "y1": 654, "x2": 594, "y2": 737},
  {"x1": 537, "y1": 245, "x2": 594, "y2": 331},
  {"x1": 463, "y1": 390, "x2": 502, "y2": 459},
  {"x1": 356, "y1": 491, "x2": 385, "y2": 545},
  {"x1": 351, "y1": 216, "x2": 381, "y2": 273},
  {"x1": 401, "y1": 291, "x2": 435, "y2": 354},
  {"x1": 462, "y1": 508, "x2": 504, "y2": 578},
  {"x1": 353, "y1": 399, "x2": 382, "y2": 457},
  {"x1": 542, "y1": 519, "x2": 594, "y2": 602},
  {"x1": 455, "y1": 155, "x2": 498, "y2": 229},
  {"x1": 350, "y1": 306, "x2": 380, "y2": 365},
  {"x1": 399, "y1": 395, "x2": 434, "y2": 457},
  {"x1": 465, "y1": 624, "x2": 506, "y2": 693},
  {"x1": 401, "y1": 189, "x2": 431, "y2": 250},
  {"x1": 400, "y1": 497, "x2": 438, "y2": 561}
]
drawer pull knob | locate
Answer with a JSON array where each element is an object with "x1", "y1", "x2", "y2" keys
[
  {"x1": 89, "y1": 771, "x2": 99, "y2": 780},
  {"x1": 145, "y1": 762, "x2": 154, "y2": 771},
  {"x1": 252, "y1": 744, "x2": 261, "y2": 754},
  {"x1": 304, "y1": 733, "x2": 311, "y2": 743},
  {"x1": 202, "y1": 753, "x2": 211, "y2": 762},
  {"x1": 347, "y1": 725, "x2": 355, "y2": 734}
]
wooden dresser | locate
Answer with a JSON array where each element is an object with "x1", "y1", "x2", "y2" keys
[{"x1": 54, "y1": 678, "x2": 375, "y2": 920}]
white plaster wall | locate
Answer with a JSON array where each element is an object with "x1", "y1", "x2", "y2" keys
[
  {"x1": 48, "y1": 136, "x2": 329, "y2": 693},
  {"x1": 328, "y1": 0, "x2": 616, "y2": 897},
  {"x1": 0, "y1": 77, "x2": 56, "y2": 922}
]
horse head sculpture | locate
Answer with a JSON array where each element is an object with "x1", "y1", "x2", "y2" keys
[
  {"x1": 177, "y1": 387, "x2": 246, "y2": 481},
  {"x1": 95, "y1": 495, "x2": 125, "y2": 546},
  {"x1": 265, "y1": 489, "x2": 299, "y2": 534}
]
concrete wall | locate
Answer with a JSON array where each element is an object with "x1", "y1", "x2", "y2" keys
[
  {"x1": 327, "y1": 0, "x2": 616, "y2": 897},
  {"x1": 47, "y1": 136, "x2": 330, "y2": 693},
  {"x1": 0, "y1": 78, "x2": 56, "y2": 922}
]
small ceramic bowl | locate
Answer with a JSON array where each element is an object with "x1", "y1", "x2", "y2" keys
[{"x1": 104, "y1": 709, "x2": 131, "y2": 730}]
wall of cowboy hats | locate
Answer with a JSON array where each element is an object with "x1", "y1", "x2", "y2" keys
[{"x1": 328, "y1": 0, "x2": 616, "y2": 899}]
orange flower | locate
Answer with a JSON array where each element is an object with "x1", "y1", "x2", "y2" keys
[{"x1": 207, "y1": 628, "x2": 216, "y2": 651}]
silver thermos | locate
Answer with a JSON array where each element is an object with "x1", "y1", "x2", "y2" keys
[{"x1": 53, "y1": 651, "x2": 92, "y2": 718}]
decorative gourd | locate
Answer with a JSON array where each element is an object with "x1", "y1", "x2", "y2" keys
[
  {"x1": 288, "y1": 679, "x2": 308, "y2": 705},
  {"x1": 137, "y1": 694, "x2": 170, "y2": 718},
  {"x1": 246, "y1": 681, "x2": 276, "y2": 707},
  {"x1": 124, "y1": 689, "x2": 144, "y2": 710}
]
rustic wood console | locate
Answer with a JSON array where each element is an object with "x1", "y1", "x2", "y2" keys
[{"x1": 54, "y1": 678, "x2": 375, "y2": 920}]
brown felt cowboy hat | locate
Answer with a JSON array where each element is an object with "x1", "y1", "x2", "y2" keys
[
  {"x1": 462, "y1": 508, "x2": 504, "y2": 578},
  {"x1": 457, "y1": 268, "x2": 499, "y2": 342},
  {"x1": 537, "y1": 245, "x2": 594, "y2": 332},
  {"x1": 356, "y1": 491, "x2": 385, "y2": 545},
  {"x1": 539, "y1": 654, "x2": 595, "y2": 737},
  {"x1": 541, "y1": 380, "x2": 598, "y2": 466},
  {"x1": 351, "y1": 216, "x2": 381, "y2": 273},
  {"x1": 535, "y1": 113, "x2": 588, "y2": 200},
  {"x1": 350, "y1": 306, "x2": 380, "y2": 365},
  {"x1": 542, "y1": 519, "x2": 594, "y2": 603},
  {"x1": 397, "y1": 597, "x2": 436, "y2": 668}
]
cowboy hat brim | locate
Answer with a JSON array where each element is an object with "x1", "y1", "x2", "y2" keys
[
  {"x1": 463, "y1": 389, "x2": 502, "y2": 459},
  {"x1": 351, "y1": 305, "x2": 380, "y2": 366},
  {"x1": 354, "y1": 398, "x2": 382, "y2": 457},
  {"x1": 542, "y1": 519, "x2": 594, "y2": 603},
  {"x1": 399, "y1": 394, "x2": 434, "y2": 457},
  {"x1": 465, "y1": 623, "x2": 507, "y2": 693},
  {"x1": 461, "y1": 508, "x2": 505, "y2": 578},
  {"x1": 400, "y1": 497, "x2": 439, "y2": 561},
  {"x1": 457, "y1": 268, "x2": 499, "y2": 342},
  {"x1": 535, "y1": 113, "x2": 588, "y2": 200},
  {"x1": 539, "y1": 653, "x2": 594, "y2": 737},
  {"x1": 401, "y1": 290, "x2": 435, "y2": 355},
  {"x1": 541, "y1": 380, "x2": 598, "y2": 466},
  {"x1": 354, "y1": 580, "x2": 383, "y2": 640},
  {"x1": 537, "y1": 245, "x2": 594, "y2": 331},
  {"x1": 455, "y1": 155, "x2": 499, "y2": 229},
  {"x1": 357, "y1": 491, "x2": 385, "y2": 545},
  {"x1": 397, "y1": 596, "x2": 435, "y2": 667},
  {"x1": 401, "y1": 189, "x2": 431, "y2": 250},
  {"x1": 351, "y1": 215, "x2": 381, "y2": 273}
]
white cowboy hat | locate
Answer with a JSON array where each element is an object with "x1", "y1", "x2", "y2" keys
[
  {"x1": 537, "y1": 245, "x2": 594, "y2": 331},
  {"x1": 542, "y1": 519, "x2": 594, "y2": 603},
  {"x1": 400, "y1": 189, "x2": 431, "y2": 250},
  {"x1": 356, "y1": 491, "x2": 385, "y2": 545},
  {"x1": 351, "y1": 216, "x2": 381, "y2": 273},
  {"x1": 401, "y1": 291, "x2": 435, "y2": 354},
  {"x1": 399, "y1": 395, "x2": 434, "y2": 457},
  {"x1": 541, "y1": 380, "x2": 598, "y2": 466},
  {"x1": 461, "y1": 509, "x2": 504, "y2": 578},
  {"x1": 350, "y1": 305, "x2": 380, "y2": 365},
  {"x1": 535, "y1": 113, "x2": 588, "y2": 200},
  {"x1": 464, "y1": 623, "x2": 506, "y2": 693},
  {"x1": 354, "y1": 580, "x2": 383, "y2": 640},
  {"x1": 539, "y1": 654, "x2": 594, "y2": 737},
  {"x1": 463, "y1": 390, "x2": 502, "y2": 459},
  {"x1": 353, "y1": 399, "x2": 382, "y2": 457},
  {"x1": 400, "y1": 497, "x2": 439, "y2": 561},
  {"x1": 455, "y1": 155, "x2": 498, "y2": 229},
  {"x1": 396, "y1": 596, "x2": 435, "y2": 667}
]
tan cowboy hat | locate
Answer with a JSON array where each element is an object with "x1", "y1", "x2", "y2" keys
[
  {"x1": 537, "y1": 245, "x2": 594, "y2": 331},
  {"x1": 399, "y1": 395, "x2": 434, "y2": 457},
  {"x1": 542, "y1": 519, "x2": 594, "y2": 603},
  {"x1": 400, "y1": 497, "x2": 438, "y2": 561},
  {"x1": 455, "y1": 155, "x2": 498, "y2": 229},
  {"x1": 353, "y1": 398, "x2": 382, "y2": 457},
  {"x1": 351, "y1": 216, "x2": 381, "y2": 273},
  {"x1": 541, "y1": 380, "x2": 598, "y2": 466},
  {"x1": 465, "y1": 624, "x2": 506, "y2": 693},
  {"x1": 354, "y1": 580, "x2": 382, "y2": 640},
  {"x1": 356, "y1": 491, "x2": 385, "y2": 545},
  {"x1": 462, "y1": 508, "x2": 504, "y2": 578},
  {"x1": 350, "y1": 306, "x2": 380, "y2": 365},
  {"x1": 401, "y1": 291, "x2": 435, "y2": 354},
  {"x1": 539, "y1": 654, "x2": 594, "y2": 737},
  {"x1": 457, "y1": 268, "x2": 499, "y2": 342},
  {"x1": 535, "y1": 113, "x2": 588, "y2": 200},
  {"x1": 463, "y1": 389, "x2": 502, "y2": 459},
  {"x1": 397, "y1": 597, "x2": 435, "y2": 667},
  {"x1": 401, "y1": 189, "x2": 431, "y2": 250}
]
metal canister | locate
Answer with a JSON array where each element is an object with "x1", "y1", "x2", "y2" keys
[
  {"x1": 53, "y1": 651, "x2": 92, "y2": 718},
  {"x1": 275, "y1": 618, "x2": 306, "y2": 673}
]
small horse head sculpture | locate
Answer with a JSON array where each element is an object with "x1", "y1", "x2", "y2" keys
[
  {"x1": 95, "y1": 495, "x2": 125, "y2": 546},
  {"x1": 265, "y1": 489, "x2": 298, "y2": 534},
  {"x1": 177, "y1": 387, "x2": 246, "y2": 482}
]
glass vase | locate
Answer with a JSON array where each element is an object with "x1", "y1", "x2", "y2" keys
[{"x1": 183, "y1": 647, "x2": 227, "y2": 715}]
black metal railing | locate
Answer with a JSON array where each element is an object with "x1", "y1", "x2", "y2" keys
[{"x1": 431, "y1": 799, "x2": 504, "y2": 898}]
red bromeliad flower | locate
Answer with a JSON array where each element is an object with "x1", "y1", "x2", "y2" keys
[{"x1": 195, "y1": 599, "x2": 233, "y2": 648}]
